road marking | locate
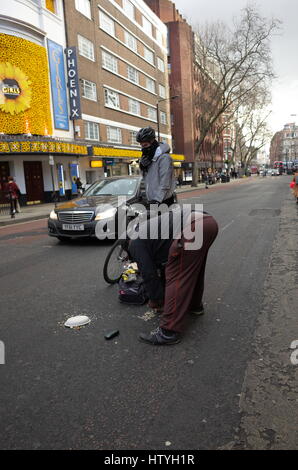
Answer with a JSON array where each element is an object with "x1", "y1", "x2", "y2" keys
[
  {"x1": 221, "y1": 220, "x2": 235, "y2": 232},
  {"x1": 0, "y1": 218, "x2": 48, "y2": 230}
]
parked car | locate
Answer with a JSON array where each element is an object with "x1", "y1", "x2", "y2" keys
[
  {"x1": 267, "y1": 169, "x2": 273, "y2": 176},
  {"x1": 271, "y1": 169, "x2": 279, "y2": 176},
  {"x1": 48, "y1": 176, "x2": 145, "y2": 241}
]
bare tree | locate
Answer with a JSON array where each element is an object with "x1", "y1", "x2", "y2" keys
[{"x1": 191, "y1": 4, "x2": 280, "y2": 185}]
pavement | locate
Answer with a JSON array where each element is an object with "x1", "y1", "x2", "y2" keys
[{"x1": 0, "y1": 177, "x2": 250, "y2": 227}]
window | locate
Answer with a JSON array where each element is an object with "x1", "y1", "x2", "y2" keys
[
  {"x1": 107, "y1": 126, "x2": 122, "y2": 144},
  {"x1": 124, "y1": 31, "x2": 137, "y2": 52},
  {"x1": 127, "y1": 65, "x2": 139, "y2": 84},
  {"x1": 85, "y1": 121, "x2": 99, "y2": 141},
  {"x1": 144, "y1": 47, "x2": 154, "y2": 65},
  {"x1": 45, "y1": 0, "x2": 57, "y2": 14},
  {"x1": 123, "y1": 0, "x2": 134, "y2": 19},
  {"x1": 146, "y1": 77, "x2": 155, "y2": 93},
  {"x1": 130, "y1": 131, "x2": 138, "y2": 145},
  {"x1": 129, "y1": 99, "x2": 140, "y2": 115},
  {"x1": 155, "y1": 30, "x2": 163, "y2": 46},
  {"x1": 99, "y1": 11, "x2": 115, "y2": 35},
  {"x1": 78, "y1": 35, "x2": 94, "y2": 61},
  {"x1": 75, "y1": 0, "x2": 91, "y2": 19},
  {"x1": 147, "y1": 107, "x2": 157, "y2": 121},
  {"x1": 81, "y1": 79, "x2": 97, "y2": 101},
  {"x1": 160, "y1": 111, "x2": 167, "y2": 125},
  {"x1": 157, "y1": 57, "x2": 165, "y2": 72},
  {"x1": 142, "y1": 16, "x2": 152, "y2": 36},
  {"x1": 102, "y1": 51, "x2": 118, "y2": 73},
  {"x1": 104, "y1": 89, "x2": 120, "y2": 109},
  {"x1": 159, "y1": 84, "x2": 166, "y2": 98}
]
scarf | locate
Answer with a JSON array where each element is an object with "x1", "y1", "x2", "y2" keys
[{"x1": 139, "y1": 140, "x2": 159, "y2": 173}]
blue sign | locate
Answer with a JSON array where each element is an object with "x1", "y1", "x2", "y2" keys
[
  {"x1": 47, "y1": 39, "x2": 69, "y2": 131},
  {"x1": 65, "y1": 47, "x2": 82, "y2": 120},
  {"x1": 57, "y1": 164, "x2": 65, "y2": 196},
  {"x1": 70, "y1": 163, "x2": 79, "y2": 194}
]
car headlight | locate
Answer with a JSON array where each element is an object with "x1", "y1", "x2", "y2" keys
[
  {"x1": 95, "y1": 207, "x2": 117, "y2": 221},
  {"x1": 49, "y1": 210, "x2": 58, "y2": 220}
]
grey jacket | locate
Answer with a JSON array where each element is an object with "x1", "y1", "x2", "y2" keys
[{"x1": 143, "y1": 143, "x2": 176, "y2": 203}]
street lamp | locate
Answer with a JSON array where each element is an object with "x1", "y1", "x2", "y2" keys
[{"x1": 156, "y1": 95, "x2": 179, "y2": 142}]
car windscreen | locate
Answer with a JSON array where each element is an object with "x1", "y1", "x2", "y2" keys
[{"x1": 84, "y1": 178, "x2": 139, "y2": 197}]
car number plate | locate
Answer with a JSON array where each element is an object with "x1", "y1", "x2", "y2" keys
[{"x1": 62, "y1": 224, "x2": 85, "y2": 231}]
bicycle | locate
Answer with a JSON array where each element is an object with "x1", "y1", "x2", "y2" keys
[
  {"x1": 103, "y1": 194, "x2": 178, "y2": 284},
  {"x1": 103, "y1": 238, "x2": 131, "y2": 284}
]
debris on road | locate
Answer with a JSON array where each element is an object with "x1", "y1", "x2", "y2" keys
[
  {"x1": 137, "y1": 310, "x2": 157, "y2": 321},
  {"x1": 104, "y1": 330, "x2": 120, "y2": 340},
  {"x1": 64, "y1": 315, "x2": 91, "y2": 329}
]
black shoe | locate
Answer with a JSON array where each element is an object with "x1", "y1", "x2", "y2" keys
[
  {"x1": 139, "y1": 327, "x2": 181, "y2": 345},
  {"x1": 189, "y1": 303, "x2": 205, "y2": 315}
]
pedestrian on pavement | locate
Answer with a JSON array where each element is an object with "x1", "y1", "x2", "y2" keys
[
  {"x1": 202, "y1": 171, "x2": 208, "y2": 189},
  {"x1": 75, "y1": 177, "x2": 84, "y2": 196},
  {"x1": 177, "y1": 174, "x2": 183, "y2": 188},
  {"x1": 5, "y1": 176, "x2": 21, "y2": 214},
  {"x1": 291, "y1": 171, "x2": 298, "y2": 203},
  {"x1": 129, "y1": 209, "x2": 219, "y2": 345},
  {"x1": 136, "y1": 127, "x2": 176, "y2": 206}
]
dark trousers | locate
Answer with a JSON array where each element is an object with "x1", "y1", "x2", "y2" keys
[
  {"x1": 160, "y1": 214, "x2": 219, "y2": 333},
  {"x1": 129, "y1": 237, "x2": 172, "y2": 302}
]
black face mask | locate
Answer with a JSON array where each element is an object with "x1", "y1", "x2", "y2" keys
[{"x1": 140, "y1": 140, "x2": 159, "y2": 172}]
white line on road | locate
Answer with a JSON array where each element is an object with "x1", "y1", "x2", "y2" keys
[
  {"x1": 221, "y1": 220, "x2": 235, "y2": 232},
  {"x1": 0, "y1": 218, "x2": 48, "y2": 230}
]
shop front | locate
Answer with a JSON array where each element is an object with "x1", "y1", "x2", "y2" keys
[
  {"x1": 89, "y1": 145, "x2": 185, "y2": 179},
  {"x1": 0, "y1": 139, "x2": 88, "y2": 204}
]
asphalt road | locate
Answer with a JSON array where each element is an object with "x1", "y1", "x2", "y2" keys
[{"x1": 0, "y1": 175, "x2": 296, "y2": 450}]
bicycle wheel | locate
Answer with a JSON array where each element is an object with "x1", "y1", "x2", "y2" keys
[{"x1": 103, "y1": 239, "x2": 130, "y2": 284}]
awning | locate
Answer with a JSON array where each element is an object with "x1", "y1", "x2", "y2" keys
[
  {"x1": 0, "y1": 139, "x2": 88, "y2": 156},
  {"x1": 92, "y1": 145, "x2": 185, "y2": 162}
]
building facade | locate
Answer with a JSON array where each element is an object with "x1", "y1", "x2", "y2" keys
[
  {"x1": 0, "y1": 0, "x2": 183, "y2": 206},
  {"x1": 64, "y1": 0, "x2": 172, "y2": 182},
  {"x1": 144, "y1": 0, "x2": 224, "y2": 181},
  {"x1": 0, "y1": 0, "x2": 86, "y2": 204},
  {"x1": 269, "y1": 123, "x2": 298, "y2": 167}
]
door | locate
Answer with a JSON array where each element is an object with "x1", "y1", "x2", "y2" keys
[
  {"x1": 0, "y1": 161, "x2": 10, "y2": 203},
  {"x1": 24, "y1": 161, "x2": 44, "y2": 203}
]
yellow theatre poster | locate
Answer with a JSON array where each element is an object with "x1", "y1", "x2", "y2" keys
[{"x1": 0, "y1": 33, "x2": 53, "y2": 135}]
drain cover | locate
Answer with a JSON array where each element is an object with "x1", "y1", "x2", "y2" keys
[{"x1": 249, "y1": 209, "x2": 281, "y2": 217}]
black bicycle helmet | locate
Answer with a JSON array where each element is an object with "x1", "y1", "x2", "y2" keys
[{"x1": 136, "y1": 127, "x2": 156, "y2": 143}]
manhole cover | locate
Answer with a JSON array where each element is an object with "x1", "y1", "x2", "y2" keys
[{"x1": 249, "y1": 209, "x2": 281, "y2": 217}]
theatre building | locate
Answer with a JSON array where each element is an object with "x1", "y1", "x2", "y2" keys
[
  {"x1": 0, "y1": 0, "x2": 182, "y2": 206},
  {"x1": 0, "y1": 0, "x2": 89, "y2": 204}
]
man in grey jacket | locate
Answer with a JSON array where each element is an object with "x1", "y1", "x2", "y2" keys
[{"x1": 136, "y1": 127, "x2": 176, "y2": 206}]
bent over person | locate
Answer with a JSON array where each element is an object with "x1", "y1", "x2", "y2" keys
[
  {"x1": 136, "y1": 127, "x2": 176, "y2": 206},
  {"x1": 129, "y1": 209, "x2": 219, "y2": 345}
]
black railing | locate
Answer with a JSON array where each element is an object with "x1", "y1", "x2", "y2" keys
[{"x1": 0, "y1": 191, "x2": 16, "y2": 218}]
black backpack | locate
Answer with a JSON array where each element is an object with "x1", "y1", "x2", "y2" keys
[{"x1": 118, "y1": 275, "x2": 148, "y2": 305}]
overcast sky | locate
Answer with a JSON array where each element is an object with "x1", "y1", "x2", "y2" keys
[{"x1": 173, "y1": 0, "x2": 298, "y2": 136}]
